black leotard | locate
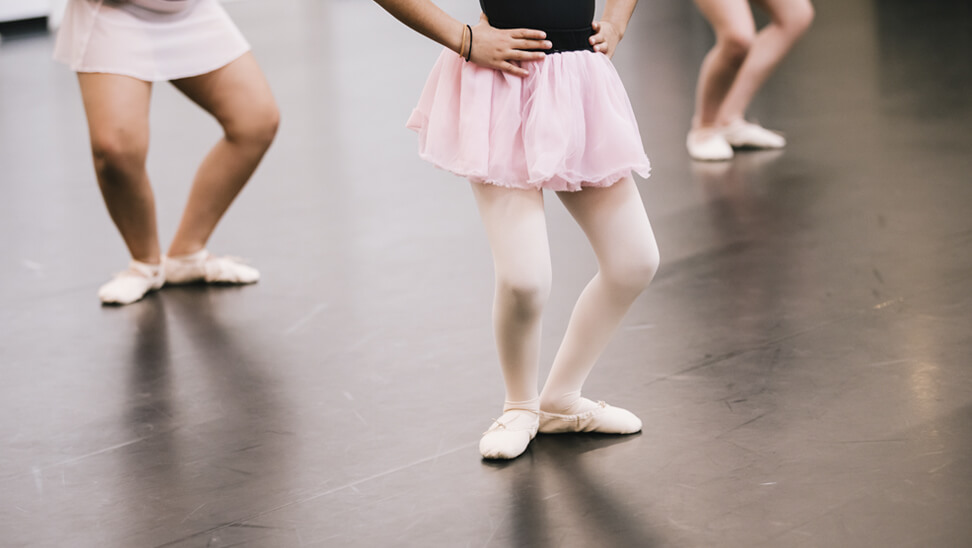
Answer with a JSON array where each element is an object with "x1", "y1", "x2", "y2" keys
[{"x1": 479, "y1": 0, "x2": 595, "y2": 54}]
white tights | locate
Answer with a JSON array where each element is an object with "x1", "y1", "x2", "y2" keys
[{"x1": 471, "y1": 177, "x2": 660, "y2": 415}]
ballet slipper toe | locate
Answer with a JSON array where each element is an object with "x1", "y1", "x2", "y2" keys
[
  {"x1": 721, "y1": 120, "x2": 786, "y2": 149},
  {"x1": 687, "y1": 128, "x2": 733, "y2": 161},
  {"x1": 165, "y1": 249, "x2": 260, "y2": 285},
  {"x1": 201, "y1": 256, "x2": 260, "y2": 284},
  {"x1": 539, "y1": 401, "x2": 642, "y2": 435},
  {"x1": 479, "y1": 410, "x2": 539, "y2": 460},
  {"x1": 98, "y1": 261, "x2": 165, "y2": 305}
]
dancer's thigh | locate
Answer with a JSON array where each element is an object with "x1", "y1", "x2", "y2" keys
[
  {"x1": 694, "y1": 0, "x2": 755, "y2": 40},
  {"x1": 470, "y1": 182, "x2": 551, "y2": 285},
  {"x1": 556, "y1": 177, "x2": 658, "y2": 275}
]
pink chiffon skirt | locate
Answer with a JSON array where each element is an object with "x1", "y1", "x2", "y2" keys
[
  {"x1": 406, "y1": 49, "x2": 651, "y2": 192},
  {"x1": 53, "y1": 0, "x2": 249, "y2": 82}
]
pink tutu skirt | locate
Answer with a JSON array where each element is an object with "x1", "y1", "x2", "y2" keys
[{"x1": 406, "y1": 49, "x2": 651, "y2": 192}]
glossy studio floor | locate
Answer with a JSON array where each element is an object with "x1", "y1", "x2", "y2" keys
[{"x1": 1, "y1": 1, "x2": 971, "y2": 546}]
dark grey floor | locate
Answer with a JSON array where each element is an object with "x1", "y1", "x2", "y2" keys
[{"x1": 2, "y1": 0, "x2": 971, "y2": 546}]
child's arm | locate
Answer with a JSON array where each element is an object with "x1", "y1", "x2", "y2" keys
[
  {"x1": 591, "y1": 0, "x2": 639, "y2": 58},
  {"x1": 372, "y1": 0, "x2": 551, "y2": 77}
]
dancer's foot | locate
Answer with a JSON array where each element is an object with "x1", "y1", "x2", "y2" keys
[
  {"x1": 721, "y1": 119, "x2": 786, "y2": 149},
  {"x1": 98, "y1": 260, "x2": 164, "y2": 305},
  {"x1": 164, "y1": 249, "x2": 259, "y2": 285},
  {"x1": 479, "y1": 409, "x2": 539, "y2": 460},
  {"x1": 687, "y1": 127, "x2": 734, "y2": 161},
  {"x1": 539, "y1": 398, "x2": 642, "y2": 434}
]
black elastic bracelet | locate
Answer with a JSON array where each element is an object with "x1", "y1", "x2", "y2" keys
[{"x1": 465, "y1": 24, "x2": 473, "y2": 61}]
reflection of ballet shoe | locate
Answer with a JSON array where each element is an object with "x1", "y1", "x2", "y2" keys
[
  {"x1": 479, "y1": 409, "x2": 539, "y2": 460},
  {"x1": 690, "y1": 157, "x2": 733, "y2": 181},
  {"x1": 165, "y1": 249, "x2": 260, "y2": 285},
  {"x1": 687, "y1": 128, "x2": 733, "y2": 161},
  {"x1": 722, "y1": 120, "x2": 786, "y2": 149},
  {"x1": 99, "y1": 260, "x2": 165, "y2": 305},
  {"x1": 532, "y1": 431, "x2": 639, "y2": 458},
  {"x1": 539, "y1": 399, "x2": 642, "y2": 435},
  {"x1": 732, "y1": 147, "x2": 785, "y2": 166}
]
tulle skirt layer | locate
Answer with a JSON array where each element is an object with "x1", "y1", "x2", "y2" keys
[{"x1": 406, "y1": 49, "x2": 651, "y2": 192}]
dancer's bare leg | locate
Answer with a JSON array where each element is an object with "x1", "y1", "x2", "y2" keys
[
  {"x1": 717, "y1": 0, "x2": 814, "y2": 124},
  {"x1": 78, "y1": 73, "x2": 159, "y2": 264},
  {"x1": 166, "y1": 53, "x2": 279, "y2": 258},
  {"x1": 539, "y1": 177, "x2": 658, "y2": 431},
  {"x1": 693, "y1": 0, "x2": 755, "y2": 129}
]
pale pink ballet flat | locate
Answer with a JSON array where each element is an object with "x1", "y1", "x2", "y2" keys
[
  {"x1": 98, "y1": 260, "x2": 165, "y2": 305},
  {"x1": 721, "y1": 119, "x2": 786, "y2": 149},
  {"x1": 687, "y1": 127, "x2": 734, "y2": 161},
  {"x1": 479, "y1": 409, "x2": 540, "y2": 460},
  {"x1": 539, "y1": 401, "x2": 642, "y2": 435},
  {"x1": 165, "y1": 249, "x2": 259, "y2": 285}
]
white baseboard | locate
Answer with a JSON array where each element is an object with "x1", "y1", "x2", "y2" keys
[{"x1": 0, "y1": 0, "x2": 52, "y2": 23}]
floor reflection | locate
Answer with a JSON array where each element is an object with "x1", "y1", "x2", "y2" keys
[
  {"x1": 487, "y1": 434, "x2": 663, "y2": 548},
  {"x1": 116, "y1": 286, "x2": 296, "y2": 544}
]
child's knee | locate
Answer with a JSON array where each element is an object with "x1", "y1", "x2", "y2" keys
[
  {"x1": 224, "y1": 101, "x2": 280, "y2": 149},
  {"x1": 718, "y1": 28, "x2": 755, "y2": 65},
  {"x1": 604, "y1": 246, "x2": 659, "y2": 294},
  {"x1": 497, "y1": 273, "x2": 551, "y2": 317},
  {"x1": 783, "y1": 2, "x2": 815, "y2": 37},
  {"x1": 90, "y1": 129, "x2": 148, "y2": 181}
]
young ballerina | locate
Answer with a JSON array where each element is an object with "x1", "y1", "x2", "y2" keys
[
  {"x1": 375, "y1": 0, "x2": 659, "y2": 459},
  {"x1": 54, "y1": 0, "x2": 279, "y2": 304},
  {"x1": 687, "y1": 0, "x2": 814, "y2": 161}
]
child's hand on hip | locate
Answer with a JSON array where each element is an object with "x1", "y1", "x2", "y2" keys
[
  {"x1": 471, "y1": 14, "x2": 552, "y2": 78},
  {"x1": 590, "y1": 20, "x2": 623, "y2": 58}
]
